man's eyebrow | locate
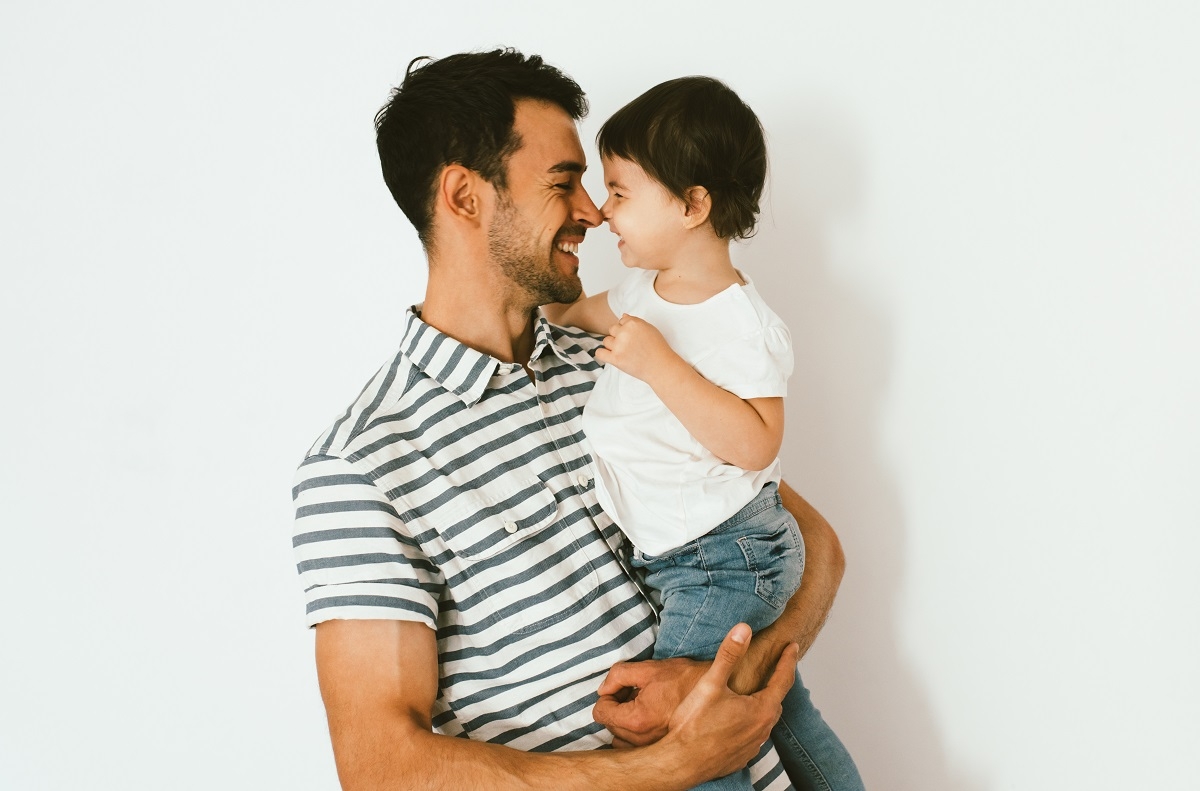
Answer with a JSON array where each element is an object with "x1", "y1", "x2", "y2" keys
[{"x1": 548, "y1": 160, "x2": 585, "y2": 174}]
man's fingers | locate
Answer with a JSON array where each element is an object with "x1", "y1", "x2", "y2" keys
[
  {"x1": 610, "y1": 729, "x2": 659, "y2": 747},
  {"x1": 755, "y1": 642, "x2": 800, "y2": 705},
  {"x1": 596, "y1": 661, "x2": 645, "y2": 697},
  {"x1": 592, "y1": 695, "x2": 621, "y2": 727},
  {"x1": 703, "y1": 623, "x2": 752, "y2": 689},
  {"x1": 593, "y1": 696, "x2": 666, "y2": 746},
  {"x1": 594, "y1": 708, "x2": 662, "y2": 747},
  {"x1": 593, "y1": 693, "x2": 645, "y2": 730}
]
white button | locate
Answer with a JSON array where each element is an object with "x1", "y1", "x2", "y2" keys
[
  {"x1": 503, "y1": 521, "x2": 518, "y2": 534},
  {"x1": 576, "y1": 474, "x2": 590, "y2": 488}
]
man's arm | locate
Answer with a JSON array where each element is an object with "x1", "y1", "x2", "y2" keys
[
  {"x1": 316, "y1": 618, "x2": 797, "y2": 791},
  {"x1": 593, "y1": 481, "x2": 844, "y2": 743},
  {"x1": 729, "y1": 480, "x2": 845, "y2": 693}
]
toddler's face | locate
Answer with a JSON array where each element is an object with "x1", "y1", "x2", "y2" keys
[{"x1": 599, "y1": 156, "x2": 688, "y2": 271}]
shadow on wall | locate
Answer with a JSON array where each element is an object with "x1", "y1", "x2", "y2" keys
[{"x1": 745, "y1": 105, "x2": 987, "y2": 791}]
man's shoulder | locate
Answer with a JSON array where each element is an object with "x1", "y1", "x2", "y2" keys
[{"x1": 297, "y1": 345, "x2": 417, "y2": 467}]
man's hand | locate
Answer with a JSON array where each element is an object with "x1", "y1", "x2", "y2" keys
[
  {"x1": 593, "y1": 636, "x2": 799, "y2": 746},
  {"x1": 594, "y1": 657, "x2": 707, "y2": 747},
  {"x1": 656, "y1": 624, "x2": 799, "y2": 781},
  {"x1": 595, "y1": 314, "x2": 684, "y2": 384},
  {"x1": 593, "y1": 625, "x2": 799, "y2": 750},
  {"x1": 729, "y1": 630, "x2": 798, "y2": 696}
]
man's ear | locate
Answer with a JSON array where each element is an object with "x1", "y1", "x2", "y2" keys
[
  {"x1": 681, "y1": 186, "x2": 712, "y2": 230},
  {"x1": 437, "y1": 164, "x2": 484, "y2": 225}
]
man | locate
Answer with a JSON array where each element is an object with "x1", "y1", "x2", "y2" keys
[{"x1": 292, "y1": 49, "x2": 848, "y2": 790}]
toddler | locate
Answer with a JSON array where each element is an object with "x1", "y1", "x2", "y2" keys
[{"x1": 545, "y1": 76, "x2": 863, "y2": 791}]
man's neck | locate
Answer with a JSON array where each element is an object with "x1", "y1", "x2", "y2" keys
[{"x1": 420, "y1": 266, "x2": 539, "y2": 366}]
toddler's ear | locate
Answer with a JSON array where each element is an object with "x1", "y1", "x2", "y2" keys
[{"x1": 681, "y1": 186, "x2": 712, "y2": 230}]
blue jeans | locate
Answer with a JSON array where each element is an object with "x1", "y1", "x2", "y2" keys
[{"x1": 631, "y1": 483, "x2": 864, "y2": 791}]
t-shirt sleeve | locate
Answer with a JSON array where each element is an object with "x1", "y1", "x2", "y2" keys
[
  {"x1": 695, "y1": 325, "x2": 795, "y2": 400},
  {"x1": 292, "y1": 453, "x2": 442, "y2": 629},
  {"x1": 607, "y1": 269, "x2": 651, "y2": 318}
]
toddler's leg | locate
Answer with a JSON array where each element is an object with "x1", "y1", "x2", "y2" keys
[
  {"x1": 771, "y1": 672, "x2": 865, "y2": 791},
  {"x1": 633, "y1": 486, "x2": 805, "y2": 790},
  {"x1": 635, "y1": 545, "x2": 759, "y2": 791},
  {"x1": 641, "y1": 485, "x2": 805, "y2": 661}
]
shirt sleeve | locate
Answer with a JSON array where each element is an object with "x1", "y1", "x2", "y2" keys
[
  {"x1": 694, "y1": 325, "x2": 795, "y2": 400},
  {"x1": 607, "y1": 269, "x2": 650, "y2": 317},
  {"x1": 292, "y1": 453, "x2": 442, "y2": 629}
]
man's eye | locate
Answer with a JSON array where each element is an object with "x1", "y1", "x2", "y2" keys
[{"x1": 554, "y1": 182, "x2": 573, "y2": 191}]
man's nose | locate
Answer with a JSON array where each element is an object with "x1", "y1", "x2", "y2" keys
[{"x1": 573, "y1": 188, "x2": 602, "y2": 228}]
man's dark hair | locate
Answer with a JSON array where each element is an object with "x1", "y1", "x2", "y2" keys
[
  {"x1": 597, "y1": 76, "x2": 766, "y2": 240},
  {"x1": 374, "y1": 49, "x2": 588, "y2": 248}
]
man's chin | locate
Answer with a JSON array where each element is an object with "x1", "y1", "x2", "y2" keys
[
  {"x1": 541, "y1": 281, "x2": 582, "y2": 307},
  {"x1": 543, "y1": 261, "x2": 583, "y2": 305}
]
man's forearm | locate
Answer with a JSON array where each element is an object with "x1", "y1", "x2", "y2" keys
[
  {"x1": 769, "y1": 480, "x2": 845, "y2": 656},
  {"x1": 731, "y1": 481, "x2": 845, "y2": 694},
  {"x1": 327, "y1": 666, "x2": 704, "y2": 791},
  {"x1": 324, "y1": 623, "x2": 789, "y2": 791},
  {"x1": 332, "y1": 724, "x2": 693, "y2": 791}
]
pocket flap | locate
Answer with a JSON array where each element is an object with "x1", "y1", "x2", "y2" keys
[{"x1": 436, "y1": 479, "x2": 560, "y2": 560}]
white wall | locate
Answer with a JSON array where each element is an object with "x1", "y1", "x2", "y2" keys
[{"x1": 2, "y1": 2, "x2": 1197, "y2": 789}]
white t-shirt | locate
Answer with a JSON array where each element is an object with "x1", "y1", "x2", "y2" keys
[{"x1": 582, "y1": 268, "x2": 794, "y2": 556}]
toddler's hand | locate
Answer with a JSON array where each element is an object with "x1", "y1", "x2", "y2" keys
[{"x1": 595, "y1": 314, "x2": 681, "y2": 384}]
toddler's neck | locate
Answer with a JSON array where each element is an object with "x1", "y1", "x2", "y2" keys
[{"x1": 651, "y1": 244, "x2": 742, "y2": 305}]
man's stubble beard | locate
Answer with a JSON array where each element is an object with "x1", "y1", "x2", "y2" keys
[{"x1": 487, "y1": 192, "x2": 582, "y2": 307}]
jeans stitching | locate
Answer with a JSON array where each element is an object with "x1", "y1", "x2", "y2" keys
[
  {"x1": 654, "y1": 541, "x2": 714, "y2": 658},
  {"x1": 774, "y1": 717, "x2": 833, "y2": 791},
  {"x1": 710, "y1": 488, "x2": 783, "y2": 536},
  {"x1": 738, "y1": 532, "x2": 791, "y2": 610}
]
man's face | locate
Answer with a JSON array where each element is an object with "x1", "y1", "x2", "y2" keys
[{"x1": 486, "y1": 99, "x2": 601, "y2": 306}]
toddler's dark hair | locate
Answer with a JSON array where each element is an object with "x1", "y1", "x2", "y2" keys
[{"x1": 598, "y1": 76, "x2": 766, "y2": 240}]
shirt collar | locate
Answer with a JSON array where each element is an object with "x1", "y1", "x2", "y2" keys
[
  {"x1": 530, "y1": 309, "x2": 596, "y2": 371},
  {"x1": 402, "y1": 306, "x2": 589, "y2": 407}
]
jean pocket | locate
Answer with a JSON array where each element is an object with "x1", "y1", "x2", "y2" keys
[{"x1": 736, "y1": 518, "x2": 805, "y2": 610}]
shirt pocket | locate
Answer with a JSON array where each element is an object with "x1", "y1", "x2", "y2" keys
[
  {"x1": 436, "y1": 478, "x2": 560, "y2": 561},
  {"x1": 424, "y1": 477, "x2": 603, "y2": 640},
  {"x1": 616, "y1": 368, "x2": 661, "y2": 410}
]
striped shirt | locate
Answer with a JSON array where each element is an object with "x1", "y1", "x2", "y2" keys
[{"x1": 292, "y1": 307, "x2": 792, "y2": 788}]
